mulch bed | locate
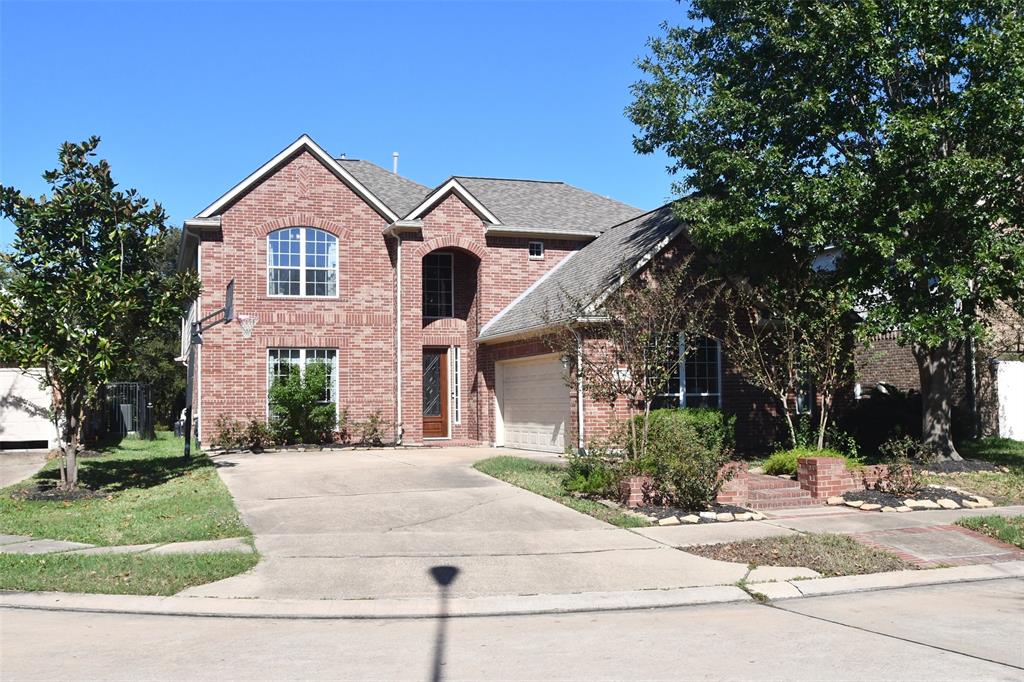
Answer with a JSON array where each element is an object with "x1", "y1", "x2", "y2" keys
[
  {"x1": 843, "y1": 485, "x2": 979, "y2": 508},
  {"x1": 918, "y1": 459, "x2": 1004, "y2": 474},
  {"x1": 635, "y1": 502, "x2": 751, "y2": 523},
  {"x1": 9, "y1": 483, "x2": 107, "y2": 502}
]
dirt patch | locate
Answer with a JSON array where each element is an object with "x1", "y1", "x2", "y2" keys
[
  {"x1": 9, "y1": 483, "x2": 107, "y2": 502},
  {"x1": 920, "y1": 459, "x2": 1004, "y2": 474},
  {"x1": 687, "y1": 533, "x2": 917, "y2": 576},
  {"x1": 843, "y1": 486, "x2": 981, "y2": 508}
]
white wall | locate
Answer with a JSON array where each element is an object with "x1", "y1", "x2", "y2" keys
[
  {"x1": 996, "y1": 360, "x2": 1024, "y2": 441},
  {"x1": 0, "y1": 368, "x2": 58, "y2": 449}
]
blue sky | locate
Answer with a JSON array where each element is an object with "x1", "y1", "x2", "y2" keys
[{"x1": 1, "y1": 1, "x2": 685, "y2": 250}]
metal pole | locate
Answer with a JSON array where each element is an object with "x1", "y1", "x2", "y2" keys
[{"x1": 182, "y1": 322, "x2": 200, "y2": 460}]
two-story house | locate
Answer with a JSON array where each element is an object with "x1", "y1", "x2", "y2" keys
[{"x1": 178, "y1": 134, "x2": 929, "y2": 454}]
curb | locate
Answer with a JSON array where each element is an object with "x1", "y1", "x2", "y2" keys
[
  {"x1": 748, "y1": 560, "x2": 1024, "y2": 601},
  {"x1": 3, "y1": 561, "x2": 1023, "y2": 620},
  {"x1": 0, "y1": 585, "x2": 752, "y2": 620}
]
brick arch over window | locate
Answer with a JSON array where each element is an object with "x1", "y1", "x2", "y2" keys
[
  {"x1": 252, "y1": 213, "x2": 351, "y2": 241},
  {"x1": 413, "y1": 236, "x2": 486, "y2": 261}
]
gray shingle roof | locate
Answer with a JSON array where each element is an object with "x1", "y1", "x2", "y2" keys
[
  {"x1": 336, "y1": 159, "x2": 432, "y2": 218},
  {"x1": 454, "y1": 177, "x2": 643, "y2": 233},
  {"x1": 478, "y1": 204, "x2": 684, "y2": 341}
]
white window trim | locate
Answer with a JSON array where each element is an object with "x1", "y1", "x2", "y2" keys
[
  {"x1": 266, "y1": 348, "x2": 340, "y2": 421},
  {"x1": 656, "y1": 334, "x2": 723, "y2": 407},
  {"x1": 422, "y1": 251, "x2": 455, "y2": 319},
  {"x1": 450, "y1": 346, "x2": 461, "y2": 425},
  {"x1": 267, "y1": 227, "x2": 340, "y2": 299},
  {"x1": 528, "y1": 241, "x2": 545, "y2": 260}
]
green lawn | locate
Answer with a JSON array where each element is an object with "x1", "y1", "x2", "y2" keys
[
  {"x1": 957, "y1": 515, "x2": 1024, "y2": 549},
  {"x1": 925, "y1": 437, "x2": 1024, "y2": 506},
  {"x1": 0, "y1": 433, "x2": 250, "y2": 546},
  {"x1": 0, "y1": 552, "x2": 258, "y2": 596},
  {"x1": 473, "y1": 456, "x2": 650, "y2": 528}
]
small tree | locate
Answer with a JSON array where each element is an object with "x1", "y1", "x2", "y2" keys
[
  {"x1": 723, "y1": 271, "x2": 855, "y2": 450},
  {"x1": 546, "y1": 254, "x2": 721, "y2": 461},
  {"x1": 268, "y1": 362, "x2": 337, "y2": 444},
  {"x1": 0, "y1": 138, "x2": 200, "y2": 486}
]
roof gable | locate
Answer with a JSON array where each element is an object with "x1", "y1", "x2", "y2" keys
[
  {"x1": 477, "y1": 204, "x2": 687, "y2": 342},
  {"x1": 195, "y1": 135, "x2": 399, "y2": 222},
  {"x1": 404, "y1": 178, "x2": 502, "y2": 224}
]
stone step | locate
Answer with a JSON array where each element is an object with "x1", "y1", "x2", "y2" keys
[
  {"x1": 744, "y1": 497, "x2": 823, "y2": 511},
  {"x1": 745, "y1": 476, "x2": 801, "y2": 491},
  {"x1": 748, "y1": 487, "x2": 813, "y2": 500}
]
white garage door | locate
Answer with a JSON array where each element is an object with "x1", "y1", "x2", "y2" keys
[
  {"x1": 0, "y1": 368, "x2": 58, "y2": 449},
  {"x1": 499, "y1": 355, "x2": 570, "y2": 453}
]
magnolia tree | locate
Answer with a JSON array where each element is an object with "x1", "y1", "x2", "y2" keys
[
  {"x1": 0, "y1": 138, "x2": 200, "y2": 486},
  {"x1": 629, "y1": 0, "x2": 1024, "y2": 459},
  {"x1": 545, "y1": 255, "x2": 722, "y2": 461}
]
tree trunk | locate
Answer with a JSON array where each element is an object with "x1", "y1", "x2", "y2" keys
[
  {"x1": 914, "y1": 341, "x2": 963, "y2": 461},
  {"x1": 779, "y1": 392, "x2": 797, "y2": 449},
  {"x1": 62, "y1": 395, "x2": 81, "y2": 487},
  {"x1": 816, "y1": 400, "x2": 829, "y2": 451}
]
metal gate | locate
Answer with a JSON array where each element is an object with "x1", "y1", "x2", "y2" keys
[{"x1": 102, "y1": 382, "x2": 155, "y2": 440}]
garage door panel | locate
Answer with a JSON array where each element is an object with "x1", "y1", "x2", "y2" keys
[{"x1": 500, "y1": 356, "x2": 570, "y2": 453}]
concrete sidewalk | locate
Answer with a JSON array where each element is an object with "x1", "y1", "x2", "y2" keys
[{"x1": 635, "y1": 503, "x2": 1024, "y2": 547}]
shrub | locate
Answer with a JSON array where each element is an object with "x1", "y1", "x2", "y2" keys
[
  {"x1": 876, "y1": 436, "x2": 932, "y2": 496},
  {"x1": 355, "y1": 410, "x2": 392, "y2": 446},
  {"x1": 763, "y1": 447, "x2": 864, "y2": 476},
  {"x1": 629, "y1": 408, "x2": 736, "y2": 509},
  {"x1": 269, "y1": 362, "x2": 337, "y2": 444},
  {"x1": 210, "y1": 415, "x2": 245, "y2": 451},
  {"x1": 244, "y1": 419, "x2": 276, "y2": 450},
  {"x1": 563, "y1": 446, "x2": 621, "y2": 496}
]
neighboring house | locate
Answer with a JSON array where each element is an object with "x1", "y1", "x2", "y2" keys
[
  {"x1": 0, "y1": 367, "x2": 57, "y2": 450},
  {"x1": 177, "y1": 135, "x2": 924, "y2": 454}
]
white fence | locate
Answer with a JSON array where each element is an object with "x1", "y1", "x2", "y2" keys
[{"x1": 996, "y1": 360, "x2": 1024, "y2": 441}]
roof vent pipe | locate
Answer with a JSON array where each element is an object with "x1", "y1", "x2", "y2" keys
[{"x1": 392, "y1": 151, "x2": 399, "y2": 175}]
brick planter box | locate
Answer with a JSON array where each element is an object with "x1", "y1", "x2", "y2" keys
[
  {"x1": 619, "y1": 475, "x2": 656, "y2": 508},
  {"x1": 797, "y1": 457, "x2": 888, "y2": 499}
]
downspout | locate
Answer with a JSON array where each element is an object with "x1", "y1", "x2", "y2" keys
[
  {"x1": 395, "y1": 236, "x2": 403, "y2": 445},
  {"x1": 573, "y1": 329, "x2": 585, "y2": 452}
]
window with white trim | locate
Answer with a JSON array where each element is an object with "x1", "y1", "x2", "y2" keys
[
  {"x1": 422, "y1": 252, "x2": 454, "y2": 318},
  {"x1": 267, "y1": 348, "x2": 338, "y2": 405},
  {"x1": 268, "y1": 227, "x2": 338, "y2": 297},
  {"x1": 528, "y1": 241, "x2": 544, "y2": 259},
  {"x1": 654, "y1": 335, "x2": 722, "y2": 409},
  {"x1": 450, "y1": 347, "x2": 461, "y2": 424}
]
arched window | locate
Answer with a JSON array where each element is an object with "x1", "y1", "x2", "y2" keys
[{"x1": 267, "y1": 227, "x2": 338, "y2": 297}]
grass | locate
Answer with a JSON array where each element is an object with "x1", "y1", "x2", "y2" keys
[
  {"x1": 0, "y1": 552, "x2": 258, "y2": 596},
  {"x1": 473, "y1": 456, "x2": 650, "y2": 528},
  {"x1": 686, "y1": 533, "x2": 917, "y2": 577},
  {"x1": 924, "y1": 437, "x2": 1024, "y2": 506},
  {"x1": 0, "y1": 432, "x2": 251, "y2": 546},
  {"x1": 956, "y1": 515, "x2": 1024, "y2": 549}
]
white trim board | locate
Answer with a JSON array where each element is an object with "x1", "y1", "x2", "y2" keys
[
  {"x1": 404, "y1": 178, "x2": 501, "y2": 224},
  {"x1": 196, "y1": 134, "x2": 399, "y2": 222}
]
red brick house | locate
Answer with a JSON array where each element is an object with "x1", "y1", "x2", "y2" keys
[{"x1": 178, "y1": 135, "x2": 923, "y2": 453}]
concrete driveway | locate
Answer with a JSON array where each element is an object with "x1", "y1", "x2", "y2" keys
[
  {"x1": 183, "y1": 447, "x2": 755, "y2": 600},
  {"x1": 0, "y1": 450, "x2": 48, "y2": 487}
]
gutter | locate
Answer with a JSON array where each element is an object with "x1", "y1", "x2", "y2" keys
[
  {"x1": 484, "y1": 225, "x2": 601, "y2": 241},
  {"x1": 382, "y1": 219, "x2": 423, "y2": 238}
]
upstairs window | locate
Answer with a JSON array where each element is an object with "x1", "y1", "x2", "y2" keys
[
  {"x1": 422, "y1": 252, "x2": 454, "y2": 318},
  {"x1": 268, "y1": 227, "x2": 337, "y2": 297},
  {"x1": 528, "y1": 241, "x2": 545, "y2": 259}
]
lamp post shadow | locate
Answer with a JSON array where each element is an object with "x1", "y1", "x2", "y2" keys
[{"x1": 428, "y1": 565, "x2": 460, "y2": 682}]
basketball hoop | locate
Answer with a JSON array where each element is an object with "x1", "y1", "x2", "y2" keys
[{"x1": 238, "y1": 315, "x2": 258, "y2": 339}]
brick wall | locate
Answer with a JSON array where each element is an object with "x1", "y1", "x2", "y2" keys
[{"x1": 797, "y1": 457, "x2": 888, "y2": 498}]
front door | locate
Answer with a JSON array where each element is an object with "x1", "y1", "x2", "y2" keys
[{"x1": 422, "y1": 349, "x2": 449, "y2": 438}]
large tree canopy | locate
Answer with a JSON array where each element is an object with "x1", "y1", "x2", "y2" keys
[
  {"x1": 0, "y1": 137, "x2": 200, "y2": 485},
  {"x1": 629, "y1": 0, "x2": 1024, "y2": 458}
]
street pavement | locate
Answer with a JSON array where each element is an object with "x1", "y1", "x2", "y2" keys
[{"x1": 2, "y1": 579, "x2": 1021, "y2": 680}]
